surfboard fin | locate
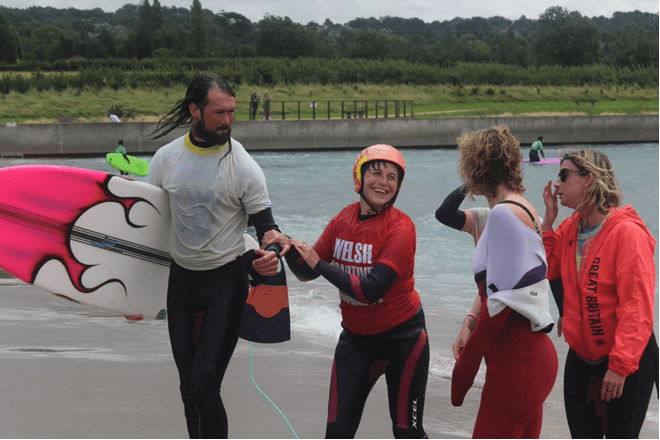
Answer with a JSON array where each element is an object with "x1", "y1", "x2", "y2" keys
[{"x1": 238, "y1": 251, "x2": 291, "y2": 344}]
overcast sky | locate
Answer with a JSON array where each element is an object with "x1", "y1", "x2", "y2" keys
[{"x1": 1, "y1": 0, "x2": 657, "y2": 24}]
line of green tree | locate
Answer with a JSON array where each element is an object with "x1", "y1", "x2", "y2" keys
[
  {"x1": 0, "y1": 2, "x2": 657, "y2": 69},
  {"x1": 0, "y1": 61, "x2": 656, "y2": 96}
]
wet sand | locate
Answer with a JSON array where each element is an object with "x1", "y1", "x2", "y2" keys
[
  {"x1": 0, "y1": 282, "x2": 453, "y2": 439},
  {"x1": 0, "y1": 282, "x2": 657, "y2": 438}
]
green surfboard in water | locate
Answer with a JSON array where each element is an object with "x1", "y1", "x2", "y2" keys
[{"x1": 106, "y1": 153, "x2": 150, "y2": 177}]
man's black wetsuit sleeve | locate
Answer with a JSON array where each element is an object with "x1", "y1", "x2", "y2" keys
[
  {"x1": 248, "y1": 208, "x2": 282, "y2": 254},
  {"x1": 241, "y1": 208, "x2": 282, "y2": 285},
  {"x1": 435, "y1": 185, "x2": 467, "y2": 231},
  {"x1": 314, "y1": 261, "x2": 398, "y2": 304}
]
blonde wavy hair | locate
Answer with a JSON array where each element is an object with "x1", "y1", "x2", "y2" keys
[
  {"x1": 457, "y1": 125, "x2": 524, "y2": 200},
  {"x1": 561, "y1": 149, "x2": 621, "y2": 214}
]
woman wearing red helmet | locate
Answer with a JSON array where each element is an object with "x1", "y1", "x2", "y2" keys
[{"x1": 264, "y1": 145, "x2": 429, "y2": 438}]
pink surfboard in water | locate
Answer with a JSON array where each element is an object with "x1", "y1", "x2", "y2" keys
[
  {"x1": 0, "y1": 165, "x2": 171, "y2": 318},
  {"x1": 522, "y1": 157, "x2": 561, "y2": 165}
]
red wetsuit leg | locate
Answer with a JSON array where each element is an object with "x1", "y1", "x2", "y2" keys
[
  {"x1": 520, "y1": 406, "x2": 543, "y2": 439},
  {"x1": 471, "y1": 314, "x2": 558, "y2": 439}
]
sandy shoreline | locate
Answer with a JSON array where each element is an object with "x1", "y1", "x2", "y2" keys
[
  {"x1": 0, "y1": 282, "x2": 657, "y2": 438},
  {"x1": 0, "y1": 281, "x2": 465, "y2": 439}
]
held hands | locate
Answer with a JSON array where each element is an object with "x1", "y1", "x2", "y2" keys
[
  {"x1": 601, "y1": 369, "x2": 625, "y2": 402},
  {"x1": 541, "y1": 180, "x2": 558, "y2": 231},
  {"x1": 251, "y1": 249, "x2": 280, "y2": 277},
  {"x1": 292, "y1": 239, "x2": 320, "y2": 270},
  {"x1": 262, "y1": 230, "x2": 291, "y2": 257}
]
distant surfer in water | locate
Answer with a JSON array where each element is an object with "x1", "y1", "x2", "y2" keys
[
  {"x1": 450, "y1": 125, "x2": 557, "y2": 438},
  {"x1": 115, "y1": 140, "x2": 130, "y2": 175},
  {"x1": 264, "y1": 145, "x2": 429, "y2": 438},
  {"x1": 148, "y1": 73, "x2": 286, "y2": 439},
  {"x1": 529, "y1": 136, "x2": 545, "y2": 163}
]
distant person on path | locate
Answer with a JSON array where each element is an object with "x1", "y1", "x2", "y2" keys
[
  {"x1": 451, "y1": 125, "x2": 557, "y2": 438},
  {"x1": 263, "y1": 91, "x2": 271, "y2": 120},
  {"x1": 108, "y1": 113, "x2": 121, "y2": 123},
  {"x1": 541, "y1": 149, "x2": 658, "y2": 438},
  {"x1": 250, "y1": 91, "x2": 260, "y2": 120},
  {"x1": 115, "y1": 140, "x2": 130, "y2": 175},
  {"x1": 263, "y1": 145, "x2": 430, "y2": 438},
  {"x1": 529, "y1": 136, "x2": 545, "y2": 163},
  {"x1": 147, "y1": 72, "x2": 285, "y2": 438}
]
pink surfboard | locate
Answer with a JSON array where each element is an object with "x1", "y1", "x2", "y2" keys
[
  {"x1": 0, "y1": 165, "x2": 291, "y2": 339},
  {"x1": 522, "y1": 157, "x2": 561, "y2": 165},
  {"x1": 0, "y1": 165, "x2": 171, "y2": 318}
]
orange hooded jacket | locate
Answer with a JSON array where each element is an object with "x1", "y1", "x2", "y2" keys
[{"x1": 543, "y1": 206, "x2": 656, "y2": 377}]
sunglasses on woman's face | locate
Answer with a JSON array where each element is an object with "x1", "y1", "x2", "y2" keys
[{"x1": 558, "y1": 168, "x2": 588, "y2": 182}]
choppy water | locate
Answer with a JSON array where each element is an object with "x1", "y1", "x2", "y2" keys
[{"x1": 1, "y1": 142, "x2": 658, "y2": 437}]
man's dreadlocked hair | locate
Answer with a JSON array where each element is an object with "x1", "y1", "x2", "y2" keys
[{"x1": 151, "y1": 73, "x2": 235, "y2": 139}]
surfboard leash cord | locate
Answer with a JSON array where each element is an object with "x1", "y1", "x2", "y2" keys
[{"x1": 249, "y1": 342, "x2": 299, "y2": 439}]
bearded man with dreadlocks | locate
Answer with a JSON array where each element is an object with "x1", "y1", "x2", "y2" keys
[
  {"x1": 264, "y1": 145, "x2": 430, "y2": 439},
  {"x1": 147, "y1": 73, "x2": 286, "y2": 439}
]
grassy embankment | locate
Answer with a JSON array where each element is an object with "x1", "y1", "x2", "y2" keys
[{"x1": 0, "y1": 83, "x2": 657, "y2": 124}]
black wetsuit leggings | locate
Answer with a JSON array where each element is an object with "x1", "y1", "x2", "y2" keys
[
  {"x1": 167, "y1": 259, "x2": 249, "y2": 439},
  {"x1": 563, "y1": 334, "x2": 656, "y2": 438},
  {"x1": 529, "y1": 149, "x2": 540, "y2": 162},
  {"x1": 326, "y1": 308, "x2": 429, "y2": 439}
]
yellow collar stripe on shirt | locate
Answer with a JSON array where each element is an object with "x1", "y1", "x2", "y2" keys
[{"x1": 184, "y1": 133, "x2": 229, "y2": 155}]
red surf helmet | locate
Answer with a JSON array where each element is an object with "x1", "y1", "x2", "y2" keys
[{"x1": 353, "y1": 144, "x2": 406, "y2": 194}]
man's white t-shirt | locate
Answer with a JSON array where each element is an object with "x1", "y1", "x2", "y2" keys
[{"x1": 148, "y1": 134, "x2": 271, "y2": 270}]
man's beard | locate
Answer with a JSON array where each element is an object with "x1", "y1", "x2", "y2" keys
[{"x1": 193, "y1": 118, "x2": 231, "y2": 146}]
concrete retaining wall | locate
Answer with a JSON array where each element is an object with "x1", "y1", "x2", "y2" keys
[{"x1": 0, "y1": 115, "x2": 657, "y2": 157}]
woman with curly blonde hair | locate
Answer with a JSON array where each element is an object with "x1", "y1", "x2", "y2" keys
[
  {"x1": 457, "y1": 125, "x2": 525, "y2": 200},
  {"x1": 451, "y1": 125, "x2": 558, "y2": 438},
  {"x1": 542, "y1": 149, "x2": 657, "y2": 438}
]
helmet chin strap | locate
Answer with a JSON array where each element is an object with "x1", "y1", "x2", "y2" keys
[
  {"x1": 359, "y1": 189, "x2": 400, "y2": 216},
  {"x1": 360, "y1": 192, "x2": 382, "y2": 216}
]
